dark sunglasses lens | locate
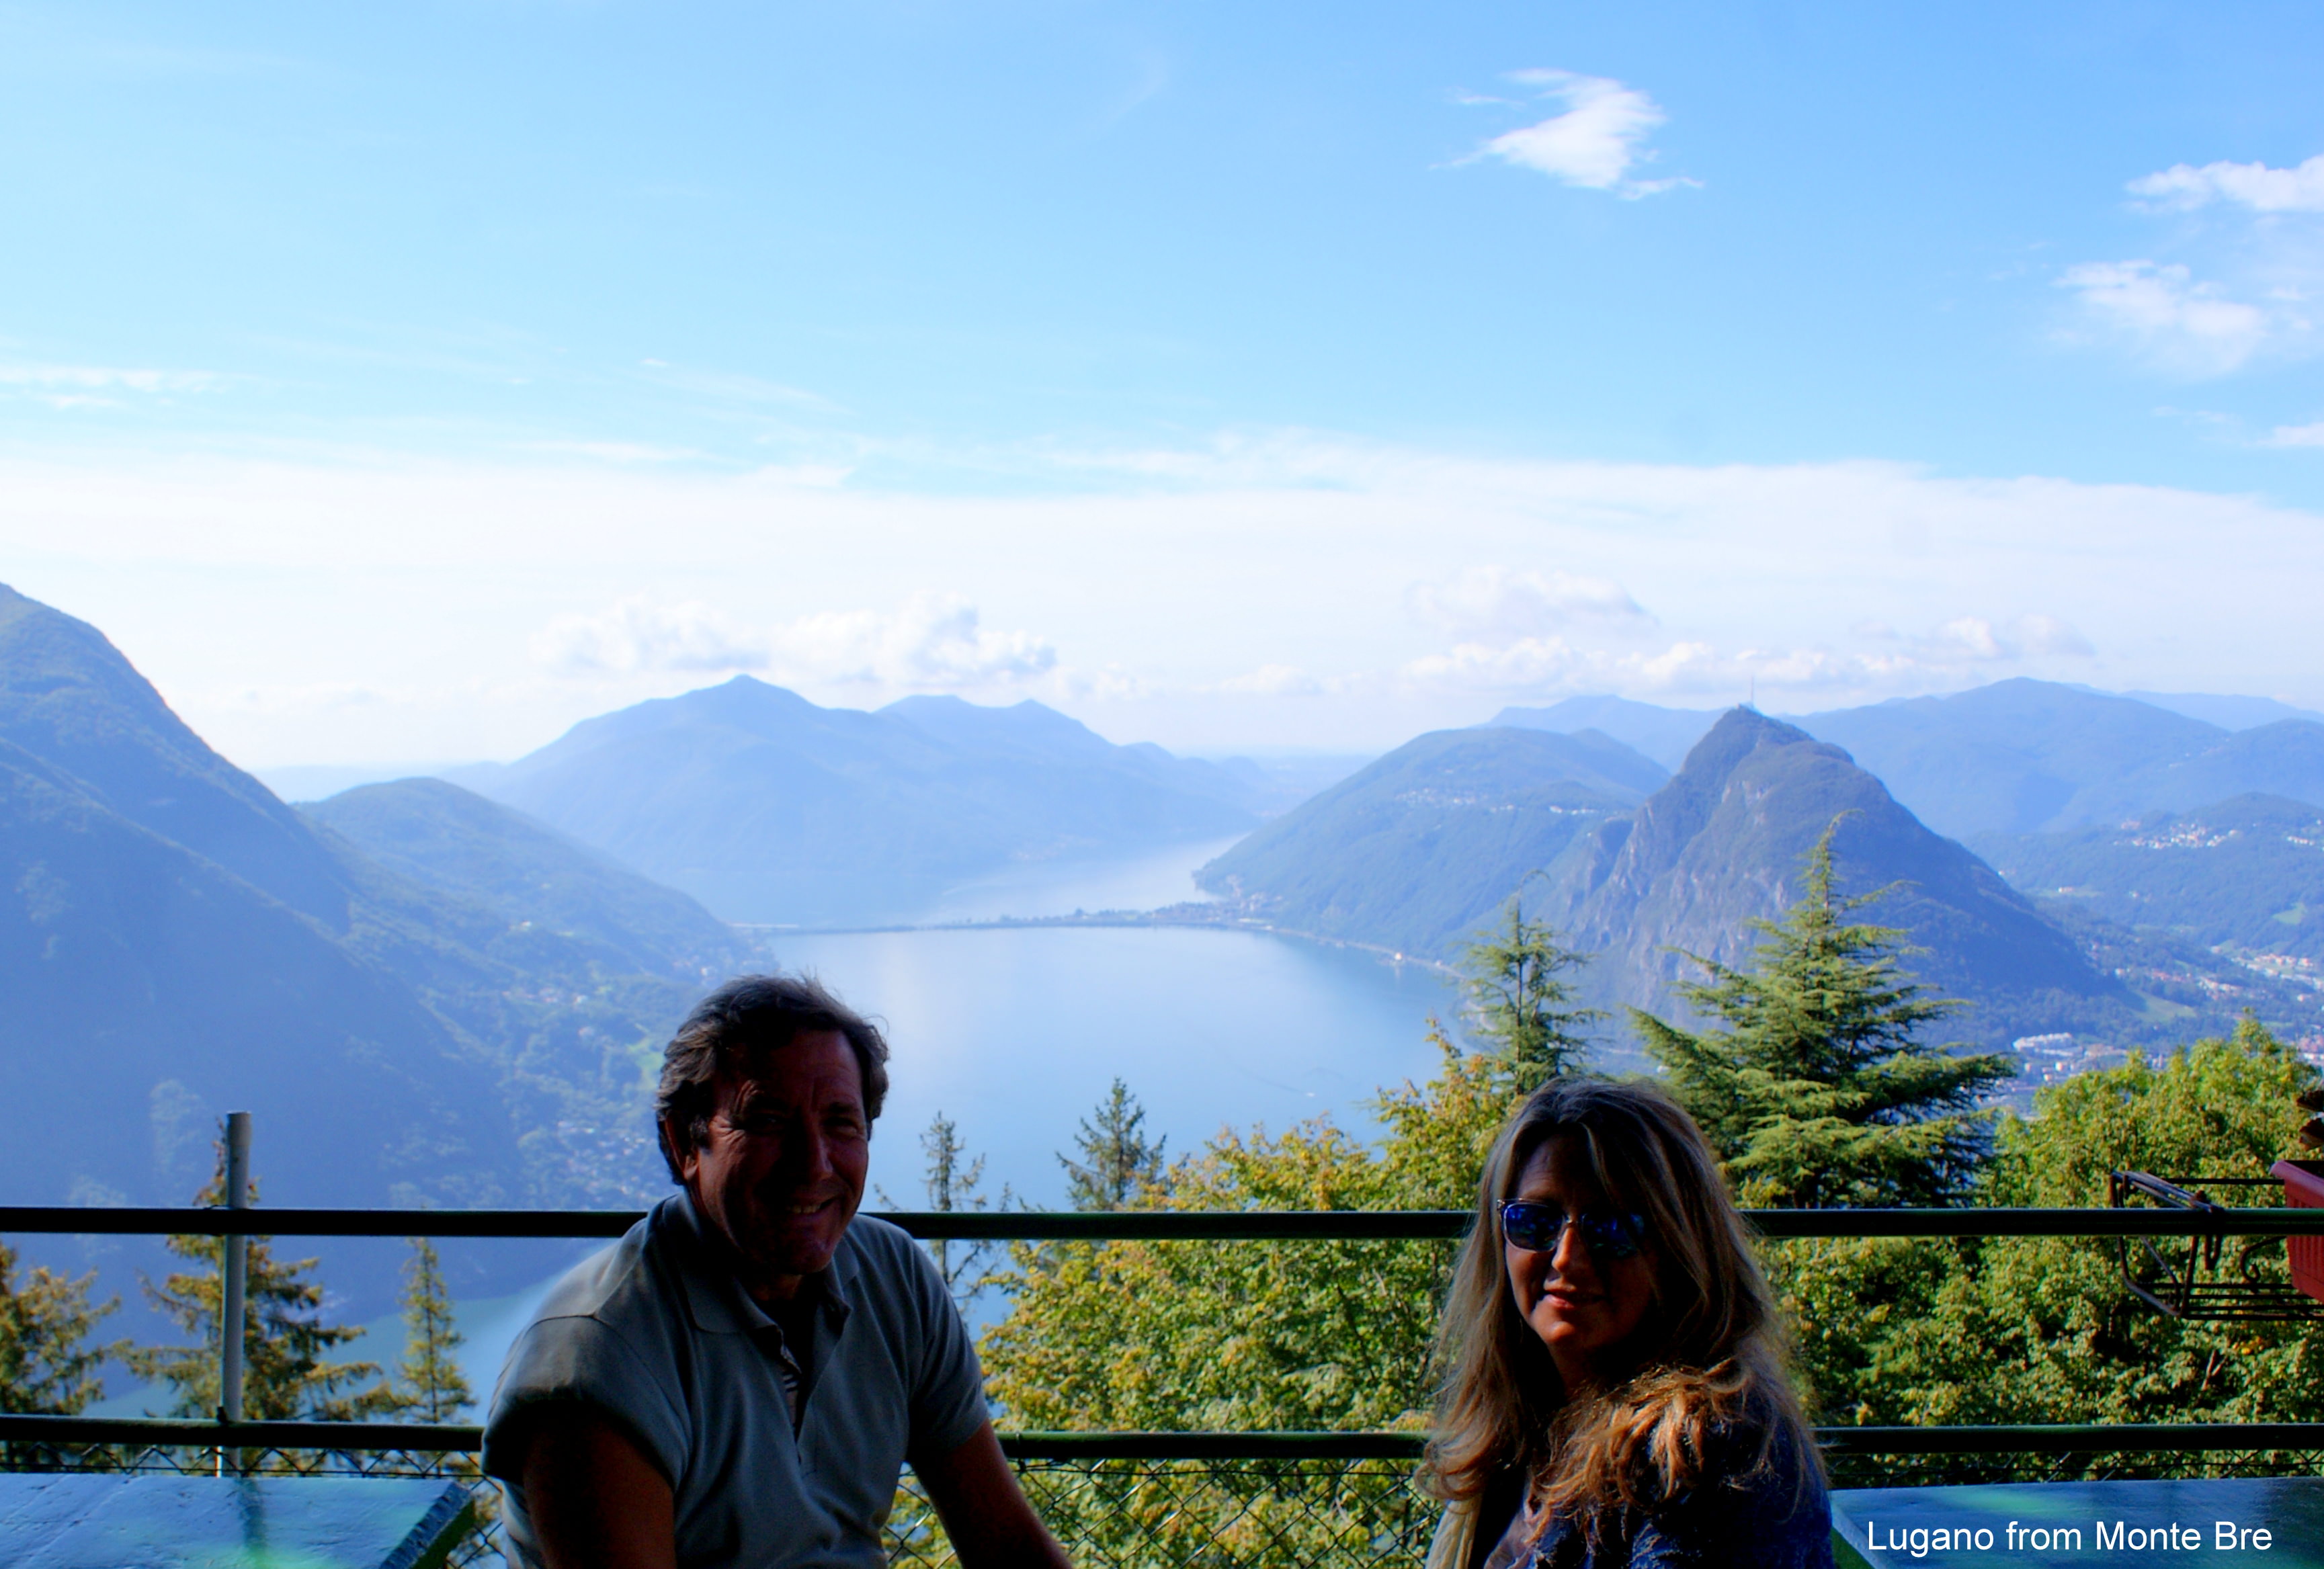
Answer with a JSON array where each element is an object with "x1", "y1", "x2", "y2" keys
[
  {"x1": 1501, "y1": 1202, "x2": 1564, "y2": 1251},
  {"x1": 1585, "y1": 1214, "x2": 1645, "y2": 1259}
]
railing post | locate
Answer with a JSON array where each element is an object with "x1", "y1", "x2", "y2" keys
[{"x1": 218, "y1": 1112, "x2": 251, "y2": 1425}]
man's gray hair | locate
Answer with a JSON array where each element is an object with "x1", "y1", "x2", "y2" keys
[{"x1": 655, "y1": 972, "x2": 890, "y2": 1182}]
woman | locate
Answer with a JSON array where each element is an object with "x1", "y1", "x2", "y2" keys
[{"x1": 1424, "y1": 1078, "x2": 1831, "y2": 1569}]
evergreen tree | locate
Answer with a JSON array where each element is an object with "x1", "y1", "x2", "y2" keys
[
  {"x1": 1456, "y1": 897, "x2": 1600, "y2": 1091},
  {"x1": 1631, "y1": 822, "x2": 2015, "y2": 1207},
  {"x1": 393, "y1": 1237, "x2": 472, "y2": 1423},
  {"x1": 0, "y1": 1244, "x2": 125, "y2": 1414},
  {"x1": 128, "y1": 1160, "x2": 398, "y2": 1420},
  {"x1": 879, "y1": 1111, "x2": 1011, "y2": 1308},
  {"x1": 1059, "y1": 1080, "x2": 1168, "y2": 1211}
]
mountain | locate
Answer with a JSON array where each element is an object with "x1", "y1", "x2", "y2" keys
[
  {"x1": 301, "y1": 777, "x2": 743, "y2": 983},
  {"x1": 0, "y1": 587, "x2": 356, "y2": 925},
  {"x1": 0, "y1": 587, "x2": 519, "y2": 1211},
  {"x1": 1193, "y1": 726, "x2": 1667, "y2": 958},
  {"x1": 1790, "y1": 680, "x2": 2324, "y2": 838},
  {"x1": 2119, "y1": 691, "x2": 2324, "y2": 731},
  {"x1": 1972, "y1": 794, "x2": 2324, "y2": 962},
  {"x1": 466, "y1": 676, "x2": 1262, "y2": 925},
  {"x1": 1487, "y1": 696, "x2": 1721, "y2": 772},
  {"x1": 1536, "y1": 709, "x2": 2134, "y2": 1050},
  {"x1": 0, "y1": 585, "x2": 728, "y2": 1228}
]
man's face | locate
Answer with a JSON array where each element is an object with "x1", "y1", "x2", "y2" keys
[{"x1": 669, "y1": 1030, "x2": 870, "y2": 1294}]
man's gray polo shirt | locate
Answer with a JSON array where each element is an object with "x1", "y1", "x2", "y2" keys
[{"x1": 483, "y1": 1192, "x2": 987, "y2": 1569}]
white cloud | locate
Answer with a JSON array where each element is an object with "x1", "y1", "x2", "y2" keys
[
  {"x1": 2130, "y1": 153, "x2": 2324, "y2": 214},
  {"x1": 1212, "y1": 663, "x2": 1325, "y2": 697},
  {"x1": 766, "y1": 594, "x2": 1057, "y2": 689},
  {"x1": 2063, "y1": 151, "x2": 2324, "y2": 376},
  {"x1": 2058, "y1": 259, "x2": 2285, "y2": 375},
  {"x1": 6, "y1": 430, "x2": 2321, "y2": 760},
  {"x1": 0, "y1": 361, "x2": 224, "y2": 409},
  {"x1": 532, "y1": 598, "x2": 771, "y2": 676},
  {"x1": 532, "y1": 592, "x2": 1056, "y2": 691},
  {"x1": 1406, "y1": 566, "x2": 1650, "y2": 642},
  {"x1": 1475, "y1": 71, "x2": 1696, "y2": 199},
  {"x1": 1398, "y1": 611, "x2": 2091, "y2": 704},
  {"x1": 2262, "y1": 421, "x2": 2324, "y2": 448}
]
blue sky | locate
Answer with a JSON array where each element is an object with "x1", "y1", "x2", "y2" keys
[{"x1": 3, "y1": 2, "x2": 2323, "y2": 763}]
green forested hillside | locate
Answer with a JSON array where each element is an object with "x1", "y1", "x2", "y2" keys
[
  {"x1": 1794, "y1": 679, "x2": 2324, "y2": 837},
  {"x1": 303, "y1": 777, "x2": 742, "y2": 982},
  {"x1": 1974, "y1": 793, "x2": 2324, "y2": 961},
  {"x1": 1194, "y1": 726, "x2": 1663, "y2": 958}
]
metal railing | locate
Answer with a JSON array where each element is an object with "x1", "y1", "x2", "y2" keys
[
  {"x1": 9, "y1": 1197, "x2": 2324, "y2": 1565},
  {"x1": 14, "y1": 1202, "x2": 2324, "y2": 1239}
]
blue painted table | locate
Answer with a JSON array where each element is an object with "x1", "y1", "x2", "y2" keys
[
  {"x1": 1832, "y1": 1477, "x2": 2324, "y2": 1566},
  {"x1": 0, "y1": 1474, "x2": 473, "y2": 1569}
]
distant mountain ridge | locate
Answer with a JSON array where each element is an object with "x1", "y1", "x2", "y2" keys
[
  {"x1": 1502, "y1": 681, "x2": 2324, "y2": 840},
  {"x1": 463, "y1": 676, "x2": 1264, "y2": 925},
  {"x1": 1196, "y1": 726, "x2": 1667, "y2": 958}
]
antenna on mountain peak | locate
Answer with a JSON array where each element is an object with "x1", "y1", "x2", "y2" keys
[{"x1": 1747, "y1": 673, "x2": 1756, "y2": 710}]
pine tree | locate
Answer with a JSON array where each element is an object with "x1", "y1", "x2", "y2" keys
[
  {"x1": 0, "y1": 1243, "x2": 125, "y2": 1414},
  {"x1": 1456, "y1": 898, "x2": 1601, "y2": 1091},
  {"x1": 1059, "y1": 1080, "x2": 1168, "y2": 1211},
  {"x1": 393, "y1": 1238, "x2": 472, "y2": 1423},
  {"x1": 1630, "y1": 821, "x2": 2016, "y2": 1207},
  {"x1": 128, "y1": 1160, "x2": 399, "y2": 1420},
  {"x1": 880, "y1": 1111, "x2": 1011, "y2": 1308}
]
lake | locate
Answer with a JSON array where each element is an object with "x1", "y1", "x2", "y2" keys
[
  {"x1": 778, "y1": 923, "x2": 1455, "y2": 1209},
  {"x1": 83, "y1": 839, "x2": 1463, "y2": 1412}
]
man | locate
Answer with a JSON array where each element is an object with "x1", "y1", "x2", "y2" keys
[{"x1": 484, "y1": 974, "x2": 1071, "y2": 1569}]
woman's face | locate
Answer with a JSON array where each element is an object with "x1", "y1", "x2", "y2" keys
[{"x1": 1504, "y1": 1133, "x2": 1659, "y2": 1391}]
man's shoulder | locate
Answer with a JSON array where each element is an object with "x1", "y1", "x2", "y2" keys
[
  {"x1": 841, "y1": 1211, "x2": 944, "y2": 1285},
  {"x1": 529, "y1": 1197, "x2": 684, "y2": 1330}
]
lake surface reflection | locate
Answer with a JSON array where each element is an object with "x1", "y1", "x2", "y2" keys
[{"x1": 775, "y1": 925, "x2": 1454, "y2": 1207}]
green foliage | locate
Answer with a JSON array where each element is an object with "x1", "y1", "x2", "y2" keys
[
  {"x1": 1634, "y1": 822, "x2": 2016, "y2": 1206},
  {"x1": 988, "y1": 1116, "x2": 1442, "y2": 1434},
  {"x1": 392, "y1": 1236, "x2": 472, "y2": 1422},
  {"x1": 987, "y1": 1023, "x2": 1542, "y2": 1436},
  {"x1": 0, "y1": 1243, "x2": 124, "y2": 1414},
  {"x1": 127, "y1": 1164, "x2": 398, "y2": 1420},
  {"x1": 1456, "y1": 899, "x2": 1600, "y2": 1090},
  {"x1": 1780, "y1": 1019, "x2": 2324, "y2": 1429},
  {"x1": 1059, "y1": 1080, "x2": 1169, "y2": 1212}
]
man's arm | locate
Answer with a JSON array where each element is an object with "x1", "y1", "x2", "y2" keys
[
  {"x1": 914, "y1": 1418, "x2": 1073, "y2": 1569},
  {"x1": 515, "y1": 1406, "x2": 678, "y2": 1569}
]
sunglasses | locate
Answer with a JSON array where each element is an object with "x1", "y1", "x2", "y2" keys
[{"x1": 1497, "y1": 1199, "x2": 1648, "y2": 1261}]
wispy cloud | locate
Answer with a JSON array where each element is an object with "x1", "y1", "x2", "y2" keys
[
  {"x1": 2061, "y1": 152, "x2": 2324, "y2": 375},
  {"x1": 0, "y1": 361, "x2": 225, "y2": 409},
  {"x1": 770, "y1": 594, "x2": 1056, "y2": 689},
  {"x1": 1399, "y1": 611, "x2": 2094, "y2": 703},
  {"x1": 532, "y1": 598, "x2": 771, "y2": 676},
  {"x1": 1407, "y1": 566, "x2": 1651, "y2": 642},
  {"x1": 2057, "y1": 259, "x2": 2281, "y2": 374},
  {"x1": 2130, "y1": 153, "x2": 2324, "y2": 214},
  {"x1": 531, "y1": 593, "x2": 1056, "y2": 691},
  {"x1": 1468, "y1": 71, "x2": 1696, "y2": 199},
  {"x1": 2261, "y1": 420, "x2": 2324, "y2": 448}
]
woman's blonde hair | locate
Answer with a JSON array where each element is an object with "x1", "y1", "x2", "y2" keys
[{"x1": 1424, "y1": 1076, "x2": 1817, "y2": 1522}]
